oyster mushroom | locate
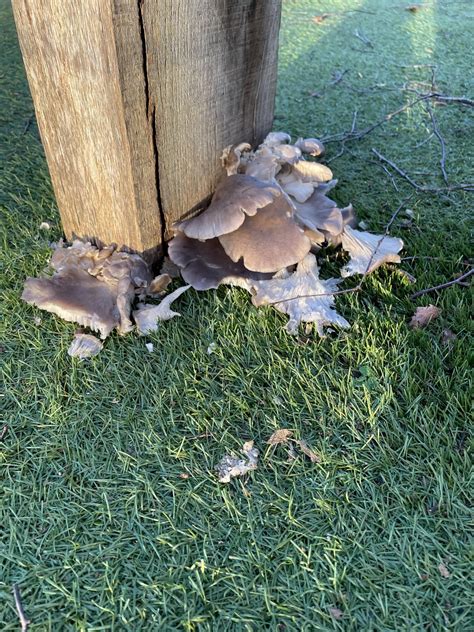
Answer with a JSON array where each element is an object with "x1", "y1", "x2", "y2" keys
[
  {"x1": 295, "y1": 137, "x2": 325, "y2": 157},
  {"x1": 22, "y1": 267, "x2": 119, "y2": 339},
  {"x1": 291, "y1": 159, "x2": 333, "y2": 183},
  {"x1": 168, "y1": 232, "x2": 272, "y2": 290},
  {"x1": 293, "y1": 188, "x2": 344, "y2": 238},
  {"x1": 174, "y1": 174, "x2": 281, "y2": 240},
  {"x1": 263, "y1": 131, "x2": 292, "y2": 147},
  {"x1": 221, "y1": 142, "x2": 251, "y2": 176},
  {"x1": 218, "y1": 194, "x2": 311, "y2": 273},
  {"x1": 133, "y1": 285, "x2": 190, "y2": 334}
]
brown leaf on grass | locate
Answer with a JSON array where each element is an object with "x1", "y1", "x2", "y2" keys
[
  {"x1": 328, "y1": 607, "x2": 343, "y2": 620},
  {"x1": 295, "y1": 439, "x2": 321, "y2": 463},
  {"x1": 216, "y1": 441, "x2": 259, "y2": 483},
  {"x1": 405, "y1": 4, "x2": 424, "y2": 12},
  {"x1": 267, "y1": 429, "x2": 293, "y2": 446},
  {"x1": 409, "y1": 305, "x2": 441, "y2": 329},
  {"x1": 313, "y1": 13, "x2": 331, "y2": 24},
  {"x1": 438, "y1": 562, "x2": 450, "y2": 578}
]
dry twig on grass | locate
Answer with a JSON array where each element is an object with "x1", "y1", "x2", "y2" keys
[
  {"x1": 411, "y1": 268, "x2": 473, "y2": 299},
  {"x1": 13, "y1": 585, "x2": 30, "y2": 632}
]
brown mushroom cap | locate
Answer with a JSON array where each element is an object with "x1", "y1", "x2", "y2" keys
[
  {"x1": 174, "y1": 174, "x2": 281, "y2": 241},
  {"x1": 22, "y1": 268, "x2": 119, "y2": 338},
  {"x1": 218, "y1": 194, "x2": 311, "y2": 273},
  {"x1": 168, "y1": 232, "x2": 272, "y2": 290}
]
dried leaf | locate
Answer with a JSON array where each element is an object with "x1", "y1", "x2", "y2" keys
[
  {"x1": 328, "y1": 607, "x2": 343, "y2": 620},
  {"x1": 341, "y1": 226, "x2": 404, "y2": 277},
  {"x1": 410, "y1": 305, "x2": 441, "y2": 329},
  {"x1": 438, "y1": 562, "x2": 450, "y2": 578},
  {"x1": 267, "y1": 429, "x2": 293, "y2": 445},
  {"x1": 313, "y1": 13, "x2": 331, "y2": 24},
  {"x1": 295, "y1": 439, "x2": 320, "y2": 463},
  {"x1": 216, "y1": 440, "x2": 259, "y2": 483},
  {"x1": 133, "y1": 285, "x2": 190, "y2": 334},
  {"x1": 252, "y1": 254, "x2": 350, "y2": 336},
  {"x1": 67, "y1": 333, "x2": 103, "y2": 359}
]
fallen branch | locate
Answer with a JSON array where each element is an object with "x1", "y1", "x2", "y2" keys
[
  {"x1": 13, "y1": 585, "x2": 30, "y2": 632},
  {"x1": 425, "y1": 101, "x2": 448, "y2": 184},
  {"x1": 411, "y1": 268, "x2": 473, "y2": 299},
  {"x1": 371, "y1": 149, "x2": 474, "y2": 193}
]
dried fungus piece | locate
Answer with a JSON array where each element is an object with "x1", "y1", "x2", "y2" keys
[
  {"x1": 221, "y1": 142, "x2": 251, "y2": 176},
  {"x1": 175, "y1": 174, "x2": 281, "y2": 240},
  {"x1": 218, "y1": 195, "x2": 311, "y2": 273},
  {"x1": 252, "y1": 253, "x2": 350, "y2": 336},
  {"x1": 216, "y1": 440, "x2": 259, "y2": 483},
  {"x1": 133, "y1": 285, "x2": 190, "y2": 334},
  {"x1": 267, "y1": 429, "x2": 293, "y2": 445},
  {"x1": 147, "y1": 274, "x2": 172, "y2": 296},
  {"x1": 341, "y1": 226, "x2": 404, "y2": 277},
  {"x1": 67, "y1": 334, "x2": 103, "y2": 359},
  {"x1": 168, "y1": 232, "x2": 272, "y2": 290}
]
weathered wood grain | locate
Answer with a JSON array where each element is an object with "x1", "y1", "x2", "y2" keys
[{"x1": 12, "y1": 0, "x2": 282, "y2": 259}]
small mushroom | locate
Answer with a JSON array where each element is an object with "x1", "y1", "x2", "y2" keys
[
  {"x1": 245, "y1": 146, "x2": 280, "y2": 181},
  {"x1": 291, "y1": 160, "x2": 333, "y2": 183},
  {"x1": 295, "y1": 137, "x2": 325, "y2": 157},
  {"x1": 174, "y1": 174, "x2": 281, "y2": 241},
  {"x1": 168, "y1": 232, "x2": 272, "y2": 290},
  {"x1": 263, "y1": 131, "x2": 292, "y2": 147},
  {"x1": 218, "y1": 194, "x2": 311, "y2": 273}
]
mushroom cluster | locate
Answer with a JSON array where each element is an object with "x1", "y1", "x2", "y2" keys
[{"x1": 169, "y1": 132, "x2": 403, "y2": 335}]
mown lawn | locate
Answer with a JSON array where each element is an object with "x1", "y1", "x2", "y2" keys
[{"x1": 1, "y1": 0, "x2": 472, "y2": 630}]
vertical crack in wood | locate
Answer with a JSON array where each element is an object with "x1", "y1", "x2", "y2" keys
[{"x1": 137, "y1": 0, "x2": 166, "y2": 250}]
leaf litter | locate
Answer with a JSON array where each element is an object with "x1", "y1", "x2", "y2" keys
[{"x1": 215, "y1": 441, "x2": 259, "y2": 483}]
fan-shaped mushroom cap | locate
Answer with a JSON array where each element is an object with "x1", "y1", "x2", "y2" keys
[
  {"x1": 295, "y1": 137, "x2": 325, "y2": 157},
  {"x1": 174, "y1": 174, "x2": 281, "y2": 241},
  {"x1": 22, "y1": 268, "x2": 119, "y2": 339},
  {"x1": 263, "y1": 132, "x2": 291, "y2": 146},
  {"x1": 168, "y1": 232, "x2": 273, "y2": 291},
  {"x1": 341, "y1": 204, "x2": 357, "y2": 228},
  {"x1": 245, "y1": 148, "x2": 280, "y2": 181},
  {"x1": 280, "y1": 178, "x2": 315, "y2": 203},
  {"x1": 293, "y1": 188, "x2": 344, "y2": 237},
  {"x1": 218, "y1": 194, "x2": 311, "y2": 273},
  {"x1": 68, "y1": 333, "x2": 103, "y2": 359},
  {"x1": 291, "y1": 160, "x2": 333, "y2": 183},
  {"x1": 272, "y1": 144, "x2": 302, "y2": 164}
]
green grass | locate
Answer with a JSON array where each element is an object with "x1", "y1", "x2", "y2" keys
[{"x1": 1, "y1": 0, "x2": 473, "y2": 630}]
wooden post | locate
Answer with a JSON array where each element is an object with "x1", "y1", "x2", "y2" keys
[{"x1": 12, "y1": 1, "x2": 282, "y2": 262}]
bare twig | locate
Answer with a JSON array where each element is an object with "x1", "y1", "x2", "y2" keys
[
  {"x1": 411, "y1": 268, "x2": 473, "y2": 299},
  {"x1": 371, "y1": 149, "x2": 474, "y2": 192},
  {"x1": 425, "y1": 102, "x2": 448, "y2": 183},
  {"x1": 22, "y1": 114, "x2": 34, "y2": 135},
  {"x1": 354, "y1": 29, "x2": 374, "y2": 48},
  {"x1": 13, "y1": 585, "x2": 30, "y2": 632}
]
